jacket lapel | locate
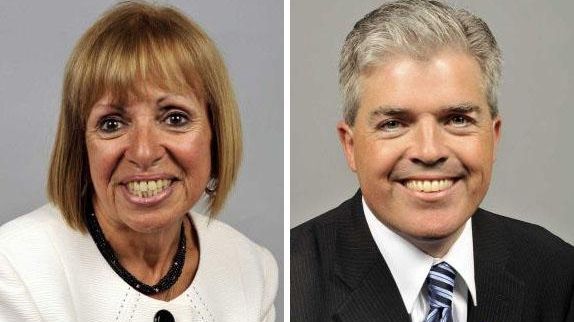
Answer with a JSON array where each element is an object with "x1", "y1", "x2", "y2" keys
[
  {"x1": 331, "y1": 191, "x2": 410, "y2": 322},
  {"x1": 467, "y1": 209, "x2": 526, "y2": 322}
]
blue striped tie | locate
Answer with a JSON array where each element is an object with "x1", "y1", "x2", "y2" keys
[{"x1": 425, "y1": 262, "x2": 456, "y2": 322}]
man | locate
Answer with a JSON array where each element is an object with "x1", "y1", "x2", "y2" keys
[{"x1": 291, "y1": 1, "x2": 574, "y2": 321}]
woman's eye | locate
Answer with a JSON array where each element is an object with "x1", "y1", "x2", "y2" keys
[
  {"x1": 98, "y1": 118, "x2": 124, "y2": 133},
  {"x1": 379, "y1": 120, "x2": 403, "y2": 132},
  {"x1": 164, "y1": 112, "x2": 189, "y2": 127}
]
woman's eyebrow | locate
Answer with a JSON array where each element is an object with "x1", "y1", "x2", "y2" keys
[
  {"x1": 156, "y1": 94, "x2": 178, "y2": 105},
  {"x1": 87, "y1": 104, "x2": 124, "y2": 125}
]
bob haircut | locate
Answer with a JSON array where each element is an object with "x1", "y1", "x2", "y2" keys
[{"x1": 48, "y1": 1, "x2": 242, "y2": 232}]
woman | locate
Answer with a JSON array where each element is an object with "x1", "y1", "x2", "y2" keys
[{"x1": 0, "y1": 2, "x2": 277, "y2": 321}]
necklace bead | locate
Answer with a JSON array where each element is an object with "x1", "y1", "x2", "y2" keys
[{"x1": 86, "y1": 213, "x2": 187, "y2": 295}]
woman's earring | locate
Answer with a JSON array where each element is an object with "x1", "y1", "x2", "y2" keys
[{"x1": 205, "y1": 178, "x2": 218, "y2": 196}]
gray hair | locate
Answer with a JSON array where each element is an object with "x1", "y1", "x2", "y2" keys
[{"x1": 339, "y1": 0, "x2": 502, "y2": 125}]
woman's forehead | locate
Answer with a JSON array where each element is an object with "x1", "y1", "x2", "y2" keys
[{"x1": 95, "y1": 80, "x2": 200, "y2": 106}]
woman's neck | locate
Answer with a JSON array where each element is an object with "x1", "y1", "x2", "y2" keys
[{"x1": 95, "y1": 212, "x2": 184, "y2": 285}]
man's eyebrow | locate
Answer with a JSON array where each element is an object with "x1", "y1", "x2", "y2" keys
[
  {"x1": 440, "y1": 103, "x2": 482, "y2": 114},
  {"x1": 369, "y1": 105, "x2": 409, "y2": 119}
]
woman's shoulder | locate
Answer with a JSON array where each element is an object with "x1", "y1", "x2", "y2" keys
[
  {"x1": 189, "y1": 212, "x2": 278, "y2": 321},
  {"x1": 190, "y1": 211, "x2": 278, "y2": 286},
  {"x1": 0, "y1": 204, "x2": 86, "y2": 262},
  {"x1": 0, "y1": 204, "x2": 71, "y2": 244},
  {"x1": 0, "y1": 205, "x2": 84, "y2": 319},
  {"x1": 190, "y1": 212, "x2": 276, "y2": 264}
]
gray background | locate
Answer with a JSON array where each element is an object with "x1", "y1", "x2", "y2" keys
[
  {"x1": 291, "y1": 0, "x2": 574, "y2": 246},
  {"x1": 0, "y1": 0, "x2": 283, "y2": 319}
]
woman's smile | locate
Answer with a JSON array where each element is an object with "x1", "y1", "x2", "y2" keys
[{"x1": 120, "y1": 178, "x2": 176, "y2": 207}]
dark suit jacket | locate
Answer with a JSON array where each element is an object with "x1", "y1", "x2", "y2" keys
[{"x1": 291, "y1": 191, "x2": 574, "y2": 321}]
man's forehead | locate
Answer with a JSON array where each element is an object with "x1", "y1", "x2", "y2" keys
[{"x1": 357, "y1": 51, "x2": 489, "y2": 117}]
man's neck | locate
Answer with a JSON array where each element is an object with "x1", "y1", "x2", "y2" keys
[{"x1": 398, "y1": 226, "x2": 465, "y2": 258}]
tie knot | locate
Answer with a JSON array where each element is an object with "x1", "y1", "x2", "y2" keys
[{"x1": 427, "y1": 262, "x2": 456, "y2": 309}]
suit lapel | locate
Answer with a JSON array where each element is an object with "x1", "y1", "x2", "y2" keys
[
  {"x1": 331, "y1": 192, "x2": 410, "y2": 322},
  {"x1": 467, "y1": 209, "x2": 526, "y2": 322}
]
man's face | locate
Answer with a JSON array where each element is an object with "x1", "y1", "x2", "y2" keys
[{"x1": 338, "y1": 50, "x2": 501, "y2": 247}]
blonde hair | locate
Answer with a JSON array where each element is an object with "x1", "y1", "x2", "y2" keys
[
  {"x1": 48, "y1": 1, "x2": 242, "y2": 232},
  {"x1": 340, "y1": 0, "x2": 502, "y2": 125}
]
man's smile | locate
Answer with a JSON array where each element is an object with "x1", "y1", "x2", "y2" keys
[
  {"x1": 395, "y1": 176, "x2": 465, "y2": 203},
  {"x1": 403, "y1": 179, "x2": 454, "y2": 193}
]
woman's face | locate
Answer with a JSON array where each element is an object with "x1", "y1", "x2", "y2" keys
[{"x1": 86, "y1": 85, "x2": 212, "y2": 233}]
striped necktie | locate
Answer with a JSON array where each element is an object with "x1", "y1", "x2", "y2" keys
[{"x1": 425, "y1": 262, "x2": 456, "y2": 322}]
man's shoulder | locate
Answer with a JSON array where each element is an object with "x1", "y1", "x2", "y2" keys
[
  {"x1": 475, "y1": 208, "x2": 573, "y2": 249},
  {"x1": 290, "y1": 195, "x2": 364, "y2": 321},
  {"x1": 474, "y1": 210, "x2": 574, "y2": 318},
  {"x1": 291, "y1": 194, "x2": 357, "y2": 250},
  {"x1": 474, "y1": 208, "x2": 574, "y2": 267}
]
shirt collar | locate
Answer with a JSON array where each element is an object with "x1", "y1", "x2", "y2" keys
[
  {"x1": 442, "y1": 214, "x2": 477, "y2": 306},
  {"x1": 362, "y1": 197, "x2": 477, "y2": 314}
]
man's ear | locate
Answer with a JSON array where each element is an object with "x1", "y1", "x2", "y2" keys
[
  {"x1": 492, "y1": 116, "x2": 502, "y2": 162},
  {"x1": 337, "y1": 120, "x2": 357, "y2": 172}
]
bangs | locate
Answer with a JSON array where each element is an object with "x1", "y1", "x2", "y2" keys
[{"x1": 68, "y1": 4, "x2": 207, "y2": 124}]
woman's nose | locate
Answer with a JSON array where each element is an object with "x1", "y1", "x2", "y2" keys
[
  {"x1": 408, "y1": 119, "x2": 448, "y2": 167},
  {"x1": 125, "y1": 123, "x2": 165, "y2": 170}
]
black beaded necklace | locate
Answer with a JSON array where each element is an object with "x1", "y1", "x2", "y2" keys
[{"x1": 86, "y1": 213, "x2": 187, "y2": 295}]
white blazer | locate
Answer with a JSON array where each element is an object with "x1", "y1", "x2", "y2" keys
[{"x1": 0, "y1": 205, "x2": 278, "y2": 322}]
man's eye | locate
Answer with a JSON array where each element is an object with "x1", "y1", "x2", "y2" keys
[
  {"x1": 98, "y1": 118, "x2": 124, "y2": 133},
  {"x1": 448, "y1": 115, "x2": 472, "y2": 127},
  {"x1": 379, "y1": 120, "x2": 403, "y2": 131},
  {"x1": 164, "y1": 112, "x2": 189, "y2": 127}
]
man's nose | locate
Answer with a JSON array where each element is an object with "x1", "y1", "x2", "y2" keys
[
  {"x1": 125, "y1": 123, "x2": 165, "y2": 170},
  {"x1": 408, "y1": 119, "x2": 448, "y2": 167}
]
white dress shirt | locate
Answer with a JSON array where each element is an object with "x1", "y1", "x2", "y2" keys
[{"x1": 363, "y1": 198, "x2": 477, "y2": 322}]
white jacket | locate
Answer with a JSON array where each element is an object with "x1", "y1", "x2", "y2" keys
[{"x1": 0, "y1": 204, "x2": 278, "y2": 322}]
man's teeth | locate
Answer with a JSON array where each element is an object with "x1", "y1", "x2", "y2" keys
[
  {"x1": 405, "y1": 179, "x2": 453, "y2": 192},
  {"x1": 127, "y1": 179, "x2": 172, "y2": 198}
]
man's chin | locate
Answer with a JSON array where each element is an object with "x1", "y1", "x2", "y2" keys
[
  {"x1": 405, "y1": 229, "x2": 455, "y2": 244},
  {"x1": 399, "y1": 225, "x2": 466, "y2": 257},
  {"x1": 416, "y1": 234, "x2": 451, "y2": 242}
]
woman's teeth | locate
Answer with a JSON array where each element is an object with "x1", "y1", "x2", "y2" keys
[
  {"x1": 405, "y1": 179, "x2": 453, "y2": 193},
  {"x1": 127, "y1": 179, "x2": 172, "y2": 198}
]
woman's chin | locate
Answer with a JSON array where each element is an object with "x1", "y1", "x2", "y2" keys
[
  {"x1": 110, "y1": 187, "x2": 192, "y2": 233},
  {"x1": 120, "y1": 210, "x2": 184, "y2": 234}
]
